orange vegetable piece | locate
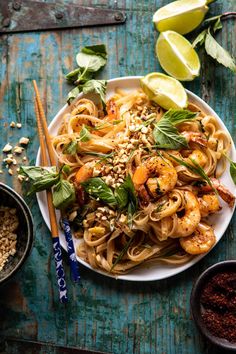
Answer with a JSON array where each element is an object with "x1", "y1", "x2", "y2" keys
[
  {"x1": 132, "y1": 165, "x2": 148, "y2": 186},
  {"x1": 75, "y1": 165, "x2": 93, "y2": 184}
]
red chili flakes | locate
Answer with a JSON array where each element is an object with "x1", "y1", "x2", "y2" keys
[{"x1": 200, "y1": 272, "x2": 236, "y2": 343}]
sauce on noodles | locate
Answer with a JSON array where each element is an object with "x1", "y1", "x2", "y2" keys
[{"x1": 52, "y1": 89, "x2": 235, "y2": 275}]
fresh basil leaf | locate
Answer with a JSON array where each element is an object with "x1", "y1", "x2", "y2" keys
[
  {"x1": 52, "y1": 179, "x2": 76, "y2": 209},
  {"x1": 79, "y1": 125, "x2": 91, "y2": 142},
  {"x1": 81, "y1": 177, "x2": 117, "y2": 207},
  {"x1": 67, "y1": 86, "x2": 81, "y2": 104},
  {"x1": 152, "y1": 110, "x2": 196, "y2": 149},
  {"x1": 76, "y1": 52, "x2": 106, "y2": 72},
  {"x1": 19, "y1": 166, "x2": 57, "y2": 181},
  {"x1": 19, "y1": 165, "x2": 61, "y2": 196},
  {"x1": 224, "y1": 154, "x2": 236, "y2": 185},
  {"x1": 82, "y1": 80, "x2": 107, "y2": 107},
  {"x1": 205, "y1": 30, "x2": 236, "y2": 73},
  {"x1": 29, "y1": 173, "x2": 60, "y2": 195},
  {"x1": 153, "y1": 119, "x2": 188, "y2": 149},
  {"x1": 81, "y1": 44, "x2": 107, "y2": 59},
  {"x1": 110, "y1": 234, "x2": 135, "y2": 272},
  {"x1": 164, "y1": 109, "x2": 198, "y2": 125},
  {"x1": 114, "y1": 175, "x2": 138, "y2": 225},
  {"x1": 65, "y1": 68, "x2": 82, "y2": 82},
  {"x1": 75, "y1": 70, "x2": 94, "y2": 84},
  {"x1": 213, "y1": 17, "x2": 223, "y2": 32},
  {"x1": 62, "y1": 164, "x2": 71, "y2": 175},
  {"x1": 122, "y1": 175, "x2": 138, "y2": 212},
  {"x1": 127, "y1": 203, "x2": 134, "y2": 228},
  {"x1": 115, "y1": 175, "x2": 138, "y2": 211},
  {"x1": 192, "y1": 29, "x2": 207, "y2": 48},
  {"x1": 229, "y1": 161, "x2": 236, "y2": 185},
  {"x1": 76, "y1": 45, "x2": 107, "y2": 72},
  {"x1": 114, "y1": 185, "x2": 128, "y2": 210},
  {"x1": 63, "y1": 140, "x2": 78, "y2": 155}
]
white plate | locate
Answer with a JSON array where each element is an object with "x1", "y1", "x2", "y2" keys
[{"x1": 36, "y1": 76, "x2": 236, "y2": 281}]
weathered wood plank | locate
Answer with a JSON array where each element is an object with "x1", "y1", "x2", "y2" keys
[{"x1": 0, "y1": 1, "x2": 235, "y2": 353}]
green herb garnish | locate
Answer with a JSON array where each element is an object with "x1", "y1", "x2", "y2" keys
[
  {"x1": 53, "y1": 179, "x2": 76, "y2": 210},
  {"x1": 193, "y1": 14, "x2": 236, "y2": 73},
  {"x1": 223, "y1": 153, "x2": 236, "y2": 185},
  {"x1": 63, "y1": 140, "x2": 78, "y2": 155},
  {"x1": 169, "y1": 154, "x2": 216, "y2": 192},
  {"x1": 81, "y1": 177, "x2": 117, "y2": 207},
  {"x1": 63, "y1": 125, "x2": 91, "y2": 155},
  {"x1": 79, "y1": 125, "x2": 91, "y2": 142},
  {"x1": 19, "y1": 166, "x2": 76, "y2": 209},
  {"x1": 19, "y1": 166, "x2": 60, "y2": 195},
  {"x1": 66, "y1": 44, "x2": 108, "y2": 105},
  {"x1": 153, "y1": 109, "x2": 198, "y2": 150},
  {"x1": 81, "y1": 174, "x2": 138, "y2": 218},
  {"x1": 110, "y1": 234, "x2": 136, "y2": 272}
]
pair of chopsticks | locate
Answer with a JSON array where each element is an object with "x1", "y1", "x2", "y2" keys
[{"x1": 33, "y1": 80, "x2": 80, "y2": 303}]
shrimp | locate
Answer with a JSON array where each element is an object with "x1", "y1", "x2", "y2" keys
[
  {"x1": 174, "y1": 191, "x2": 201, "y2": 237},
  {"x1": 198, "y1": 193, "x2": 221, "y2": 217},
  {"x1": 184, "y1": 149, "x2": 208, "y2": 167},
  {"x1": 199, "y1": 177, "x2": 235, "y2": 208},
  {"x1": 181, "y1": 131, "x2": 207, "y2": 148},
  {"x1": 179, "y1": 222, "x2": 216, "y2": 255},
  {"x1": 145, "y1": 156, "x2": 178, "y2": 198},
  {"x1": 132, "y1": 156, "x2": 177, "y2": 200},
  {"x1": 168, "y1": 149, "x2": 207, "y2": 168}
]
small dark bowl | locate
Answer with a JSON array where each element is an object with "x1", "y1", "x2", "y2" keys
[
  {"x1": 191, "y1": 261, "x2": 236, "y2": 352},
  {"x1": 0, "y1": 183, "x2": 34, "y2": 285}
]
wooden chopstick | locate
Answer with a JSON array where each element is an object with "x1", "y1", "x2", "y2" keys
[
  {"x1": 33, "y1": 81, "x2": 56, "y2": 166},
  {"x1": 34, "y1": 99, "x2": 59, "y2": 237},
  {"x1": 34, "y1": 97, "x2": 68, "y2": 303},
  {"x1": 33, "y1": 80, "x2": 80, "y2": 283}
]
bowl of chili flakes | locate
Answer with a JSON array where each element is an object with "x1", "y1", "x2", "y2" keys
[{"x1": 191, "y1": 260, "x2": 236, "y2": 351}]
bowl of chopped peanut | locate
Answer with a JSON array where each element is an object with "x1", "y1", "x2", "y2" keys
[{"x1": 0, "y1": 183, "x2": 34, "y2": 285}]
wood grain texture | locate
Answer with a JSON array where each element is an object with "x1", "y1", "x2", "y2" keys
[{"x1": 0, "y1": 1, "x2": 235, "y2": 353}]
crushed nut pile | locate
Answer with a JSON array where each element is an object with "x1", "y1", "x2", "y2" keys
[
  {"x1": 0, "y1": 206, "x2": 19, "y2": 272},
  {"x1": 93, "y1": 107, "x2": 157, "y2": 189},
  {"x1": 0, "y1": 121, "x2": 30, "y2": 177}
]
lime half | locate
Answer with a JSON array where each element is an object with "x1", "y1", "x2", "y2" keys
[
  {"x1": 153, "y1": 0, "x2": 209, "y2": 35},
  {"x1": 140, "y1": 72, "x2": 188, "y2": 110},
  {"x1": 156, "y1": 31, "x2": 200, "y2": 81}
]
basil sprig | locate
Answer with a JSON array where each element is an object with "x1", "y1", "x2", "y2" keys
[
  {"x1": 63, "y1": 125, "x2": 91, "y2": 155},
  {"x1": 193, "y1": 15, "x2": 236, "y2": 73},
  {"x1": 230, "y1": 161, "x2": 236, "y2": 185},
  {"x1": 224, "y1": 153, "x2": 236, "y2": 185},
  {"x1": 19, "y1": 166, "x2": 60, "y2": 195},
  {"x1": 81, "y1": 177, "x2": 117, "y2": 207},
  {"x1": 153, "y1": 109, "x2": 198, "y2": 149},
  {"x1": 81, "y1": 175, "x2": 138, "y2": 217},
  {"x1": 52, "y1": 179, "x2": 76, "y2": 209},
  {"x1": 19, "y1": 165, "x2": 75, "y2": 209},
  {"x1": 168, "y1": 154, "x2": 216, "y2": 192},
  {"x1": 115, "y1": 175, "x2": 138, "y2": 227},
  {"x1": 66, "y1": 44, "x2": 108, "y2": 105}
]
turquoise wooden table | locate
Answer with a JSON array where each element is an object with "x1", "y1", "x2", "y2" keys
[{"x1": 0, "y1": 1, "x2": 235, "y2": 353}]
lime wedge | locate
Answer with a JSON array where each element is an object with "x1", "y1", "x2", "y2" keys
[
  {"x1": 156, "y1": 31, "x2": 200, "y2": 81},
  {"x1": 153, "y1": 0, "x2": 209, "y2": 35},
  {"x1": 140, "y1": 72, "x2": 188, "y2": 110}
]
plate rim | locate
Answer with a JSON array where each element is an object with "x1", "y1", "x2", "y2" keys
[{"x1": 36, "y1": 75, "x2": 236, "y2": 282}]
